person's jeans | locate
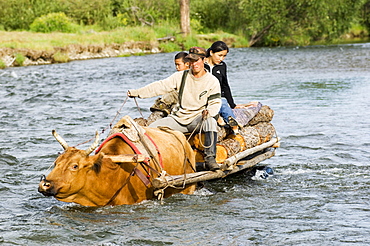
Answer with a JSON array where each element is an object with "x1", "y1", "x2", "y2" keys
[{"x1": 219, "y1": 98, "x2": 235, "y2": 123}]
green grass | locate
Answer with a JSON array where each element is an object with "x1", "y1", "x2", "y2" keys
[
  {"x1": 2, "y1": 22, "x2": 364, "y2": 69},
  {"x1": 14, "y1": 53, "x2": 25, "y2": 66},
  {"x1": 0, "y1": 59, "x2": 5, "y2": 69},
  {"x1": 0, "y1": 27, "x2": 158, "y2": 51},
  {"x1": 52, "y1": 51, "x2": 70, "y2": 63},
  {"x1": 0, "y1": 24, "x2": 250, "y2": 54}
]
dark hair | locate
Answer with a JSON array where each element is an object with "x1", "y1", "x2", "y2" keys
[
  {"x1": 174, "y1": 51, "x2": 189, "y2": 63},
  {"x1": 206, "y1": 41, "x2": 229, "y2": 57}
]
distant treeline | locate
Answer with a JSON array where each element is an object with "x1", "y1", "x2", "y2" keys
[{"x1": 1, "y1": 0, "x2": 369, "y2": 46}]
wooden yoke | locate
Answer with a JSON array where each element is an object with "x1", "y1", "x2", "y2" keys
[{"x1": 104, "y1": 154, "x2": 148, "y2": 163}]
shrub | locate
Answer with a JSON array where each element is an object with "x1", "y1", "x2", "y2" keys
[
  {"x1": 0, "y1": 59, "x2": 6, "y2": 69},
  {"x1": 159, "y1": 42, "x2": 181, "y2": 53},
  {"x1": 99, "y1": 14, "x2": 128, "y2": 30},
  {"x1": 14, "y1": 53, "x2": 25, "y2": 66},
  {"x1": 30, "y1": 12, "x2": 80, "y2": 33},
  {"x1": 52, "y1": 51, "x2": 70, "y2": 63}
]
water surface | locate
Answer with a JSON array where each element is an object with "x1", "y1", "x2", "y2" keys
[{"x1": 1, "y1": 43, "x2": 369, "y2": 245}]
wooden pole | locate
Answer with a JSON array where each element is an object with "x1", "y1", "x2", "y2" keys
[
  {"x1": 152, "y1": 148, "x2": 276, "y2": 189},
  {"x1": 104, "y1": 154, "x2": 147, "y2": 163},
  {"x1": 223, "y1": 137, "x2": 279, "y2": 167}
]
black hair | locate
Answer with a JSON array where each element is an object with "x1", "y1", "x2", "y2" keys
[
  {"x1": 206, "y1": 41, "x2": 229, "y2": 57},
  {"x1": 174, "y1": 51, "x2": 189, "y2": 63}
]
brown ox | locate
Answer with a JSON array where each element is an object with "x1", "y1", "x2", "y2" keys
[{"x1": 38, "y1": 125, "x2": 196, "y2": 206}]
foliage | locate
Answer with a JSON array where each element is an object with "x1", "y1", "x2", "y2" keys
[
  {"x1": 30, "y1": 12, "x2": 80, "y2": 33},
  {"x1": 52, "y1": 51, "x2": 70, "y2": 63},
  {"x1": 176, "y1": 35, "x2": 200, "y2": 50},
  {"x1": 192, "y1": 0, "x2": 368, "y2": 46},
  {"x1": 159, "y1": 42, "x2": 181, "y2": 53},
  {"x1": 0, "y1": 59, "x2": 6, "y2": 69},
  {"x1": 362, "y1": 1, "x2": 370, "y2": 33},
  {"x1": 0, "y1": 0, "x2": 63, "y2": 30},
  {"x1": 0, "y1": 0, "x2": 368, "y2": 46},
  {"x1": 240, "y1": 0, "x2": 368, "y2": 46},
  {"x1": 98, "y1": 14, "x2": 128, "y2": 31},
  {"x1": 191, "y1": 0, "x2": 243, "y2": 33},
  {"x1": 58, "y1": 0, "x2": 112, "y2": 26},
  {"x1": 14, "y1": 53, "x2": 25, "y2": 66}
]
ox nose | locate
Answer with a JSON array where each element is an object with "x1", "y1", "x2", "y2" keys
[{"x1": 38, "y1": 177, "x2": 54, "y2": 196}]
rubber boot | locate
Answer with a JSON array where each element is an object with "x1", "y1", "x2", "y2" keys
[
  {"x1": 228, "y1": 116, "x2": 239, "y2": 135},
  {"x1": 204, "y1": 131, "x2": 220, "y2": 171}
]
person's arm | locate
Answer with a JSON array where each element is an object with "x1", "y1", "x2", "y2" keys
[
  {"x1": 128, "y1": 72, "x2": 181, "y2": 98},
  {"x1": 206, "y1": 80, "x2": 222, "y2": 117},
  {"x1": 221, "y1": 63, "x2": 236, "y2": 108}
]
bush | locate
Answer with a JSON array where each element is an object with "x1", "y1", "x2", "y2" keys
[
  {"x1": 159, "y1": 42, "x2": 181, "y2": 53},
  {"x1": 30, "y1": 12, "x2": 80, "y2": 33},
  {"x1": 99, "y1": 14, "x2": 129, "y2": 31},
  {"x1": 52, "y1": 51, "x2": 70, "y2": 63},
  {"x1": 14, "y1": 53, "x2": 25, "y2": 66},
  {"x1": 0, "y1": 59, "x2": 6, "y2": 69}
]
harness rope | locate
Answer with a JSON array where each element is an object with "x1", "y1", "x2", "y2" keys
[
  {"x1": 186, "y1": 116, "x2": 216, "y2": 149},
  {"x1": 104, "y1": 162, "x2": 139, "y2": 206},
  {"x1": 158, "y1": 126, "x2": 196, "y2": 187},
  {"x1": 130, "y1": 121, "x2": 163, "y2": 173},
  {"x1": 44, "y1": 91, "x2": 199, "y2": 203},
  {"x1": 100, "y1": 93, "x2": 196, "y2": 203},
  {"x1": 73, "y1": 95, "x2": 130, "y2": 148}
]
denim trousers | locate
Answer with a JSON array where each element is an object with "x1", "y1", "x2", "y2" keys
[{"x1": 219, "y1": 98, "x2": 236, "y2": 123}]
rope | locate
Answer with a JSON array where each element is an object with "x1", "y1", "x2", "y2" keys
[
  {"x1": 104, "y1": 162, "x2": 139, "y2": 206},
  {"x1": 44, "y1": 93, "x2": 136, "y2": 178},
  {"x1": 73, "y1": 95, "x2": 129, "y2": 147},
  {"x1": 158, "y1": 126, "x2": 196, "y2": 189},
  {"x1": 188, "y1": 116, "x2": 215, "y2": 149},
  {"x1": 130, "y1": 122, "x2": 163, "y2": 173},
  {"x1": 133, "y1": 97, "x2": 145, "y2": 118}
]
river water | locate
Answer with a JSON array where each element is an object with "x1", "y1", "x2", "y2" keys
[{"x1": 1, "y1": 43, "x2": 369, "y2": 245}]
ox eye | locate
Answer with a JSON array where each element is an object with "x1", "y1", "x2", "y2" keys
[{"x1": 70, "y1": 164, "x2": 79, "y2": 170}]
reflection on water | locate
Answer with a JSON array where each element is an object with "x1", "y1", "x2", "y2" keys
[{"x1": 0, "y1": 43, "x2": 369, "y2": 245}]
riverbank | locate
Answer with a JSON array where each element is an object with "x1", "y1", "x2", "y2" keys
[
  {"x1": 0, "y1": 29, "x2": 167, "y2": 68},
  {"x1": 0, "y1": 29, "x2": 245, "y2": 69},
  {"x1": 0, "y1": 41, "x2": 160, "y2": 67},
  {"x1": 1, "y1": 29, "x2": 367, "y2": 69}
]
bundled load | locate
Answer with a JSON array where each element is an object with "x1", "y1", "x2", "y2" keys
[{"x1": 134, "y1": 99, "x2": 277, "y2": 165}]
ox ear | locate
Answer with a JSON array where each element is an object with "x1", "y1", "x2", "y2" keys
[
  {"x1": 91, "y1": 152, "x2": 105, "y2": 173},
  {"x1": 52, "y1": 130, "x2": 69, "y2": 150},
  {"x1": 85, "y1": 131, "x2": 100, "y2": 156}
]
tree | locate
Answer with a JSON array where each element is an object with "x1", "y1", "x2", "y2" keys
[
  {"x1": 362, "y1": 1, "x2": 370, "y2": 32},
  {"x1": 180, "y1": 0, "x2": 190, "y2": 35},
  {"x1": 237, "y1": 0, "x2": 366, "y2": 46}
]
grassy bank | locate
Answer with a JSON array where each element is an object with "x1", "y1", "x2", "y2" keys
[
  {"x1": 0, "y1": 25, "x2": 249, "y2": 68},
  {"x1": 0, "y1": 24, "x2": 367, "y2": 69},
  {"x1": 0, "y1": 27, "x2": 159, "y2": 50},
  {"x1": 0, "y1": 28, "x2": 249, "y2": 50}
]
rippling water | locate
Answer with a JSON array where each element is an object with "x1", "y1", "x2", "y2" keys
[{"x1": 1, "y1": 43, "x2": 369, "y2": 245}]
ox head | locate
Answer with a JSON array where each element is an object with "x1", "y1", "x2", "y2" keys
[{"x1": 38, "y1": 130, "x2": 103, "y2": 204}]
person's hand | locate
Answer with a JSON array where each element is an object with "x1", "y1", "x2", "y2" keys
[
  {"x1": 234, "y1": 104, "x2": 246, "y2": 109},
  {"x1": 127, "y1": 90, "x2": 135, "y2": 98},
  {"x1": 244, "y1": 101, "x2": 259, "y2": 107},
  {"x1": 202, "y1": 109, "x2": 209, "y2": 119}
]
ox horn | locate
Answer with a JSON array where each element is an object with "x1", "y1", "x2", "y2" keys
[
  {"x1": 85, "y1": 131, "x2": 100, "y2": 156},
  {"x1": 52, "y1": 130, "x2": 69, "y2": 150}
]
